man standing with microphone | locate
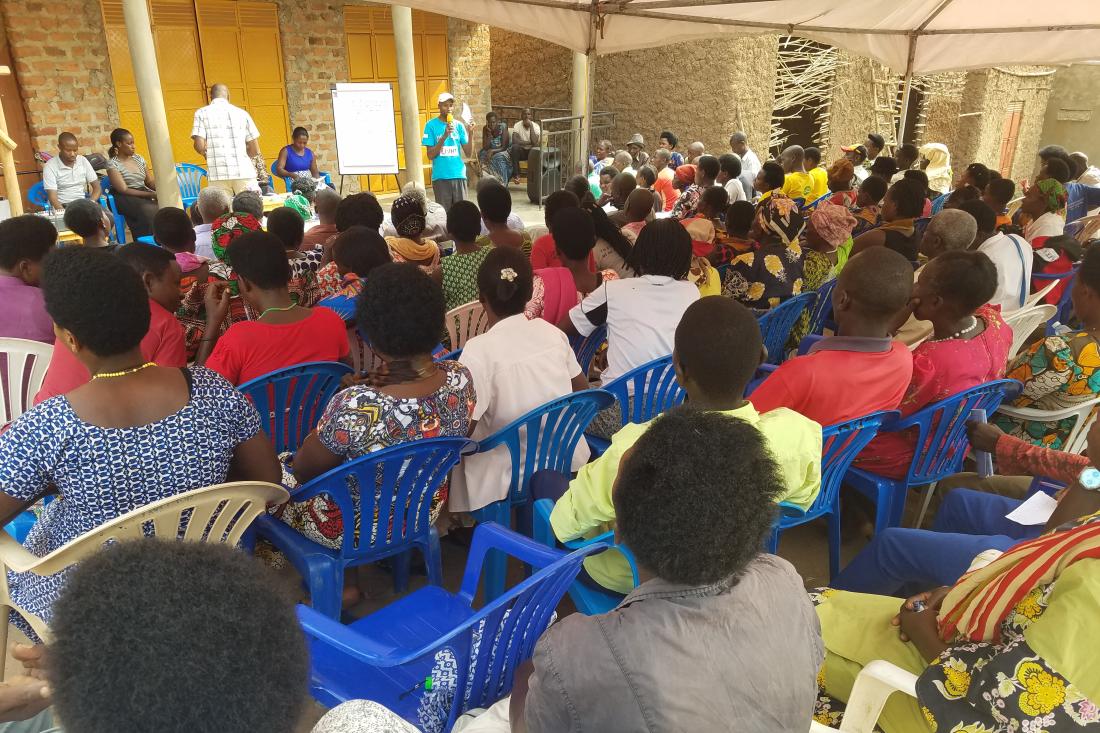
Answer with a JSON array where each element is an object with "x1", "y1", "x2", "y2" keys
[{"x1": 423, "y1": 92, "x2": 474, "y2": 212}]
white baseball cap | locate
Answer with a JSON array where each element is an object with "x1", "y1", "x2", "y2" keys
[{"x1": 438, "y1": 92, "x2": 454, "y2": 104}]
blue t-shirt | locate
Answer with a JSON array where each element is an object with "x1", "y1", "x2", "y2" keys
[{"x1": 423, "y1": 117, "x2": 468, "y2": 182}]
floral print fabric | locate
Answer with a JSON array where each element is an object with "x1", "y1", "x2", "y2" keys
[{"x1": 721, "y1": 240, "x2": 806, "y2": 309}]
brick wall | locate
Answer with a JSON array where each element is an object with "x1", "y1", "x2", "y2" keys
[
  {"x1": 447, "y1": 19, "x2": 492, "y2": 122},
  {"x1": 275, "y1": 0, "x2": 347, "y2": 182},
  {"x1": 1, "y1": 0, "x2": 119, "y2": 157}
]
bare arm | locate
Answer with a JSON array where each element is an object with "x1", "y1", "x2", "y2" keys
[
  {"x1": 227, "y1": 433, "x2": 282, "y2": 484},
  {"x1": 246, "y1": 139, "x2": 259, "y2": 158},
  {"x1": 509, "y1": 660, "x2": 535, "y2": 733},
  {"x1": 144, "y1": 165, "x2": 156, "y2": 191},
  {"x1": 46, "y1": 190, "x2": 61, "y2": 211},
  {"x1": 571, "y1": 372, "x2": 589, "y2": 392},
  {"x1": 275, "y1": 147, "x2": 292, "y2": 179},
  {"x1": 88, "y1": 178, "x2": 102, "y2": 202},
  {"x1": 290, "y1": 430, "x2": 343, "y2": 485},
  {"x1": 309, "y1": 154, "x2": 319, "y2": 178},
  {"x1": 107, "y1": 167, "x2": 155, "y2": 199},
  {"x1": 192, "y1": 135, "x2": 207, "y2": 158}
]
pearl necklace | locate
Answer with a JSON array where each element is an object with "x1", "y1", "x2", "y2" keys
[{"x1": 929, "y1": 316, "x2": 978, "y2": 343}]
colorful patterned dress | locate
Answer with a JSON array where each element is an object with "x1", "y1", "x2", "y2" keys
[
  {"x1": 994, "y1": 331, "x2": 1100, "y2": 449},
  {"x1": 812, "y1": 511, "x2": 1100, "y2": 732},
  {"x1": 440, "y1": 246, "x2": 492, "y2": 312},
  {"x1": 275, "y1": 361, "x2": 476, "y2": 549},
  {"x1": 721, "y1": 240, "x2": 806, "y2": 309}
]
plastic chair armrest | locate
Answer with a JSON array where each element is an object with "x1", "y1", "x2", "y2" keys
[
  {"x1": 797, "y1": 334, "x2": 823, "y2": 356},
  {"x1": 459, "y1": 522, "x2": 569, "y2": 602},
  {"x1": 297, "y1": 604, "x2": 413, "y2": 666},
  {"x1": 0, "y1": 532, "x2": 45, "y2": 574},
  {"x1": 996, "y1": 399, "x2": 1100, "y2": 422},
  {"x1": 777, "y1": 501, "x2": 808, "y2": 520},
  {"x1": 837, "y1": 660, "x2": 918, "y2": 733}
]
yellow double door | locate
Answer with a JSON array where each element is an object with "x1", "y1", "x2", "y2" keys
[
  {"x1": 102, "y1": 0, "x2": 290, "y2": 172},
  {"x1": 102, "y1": 1, "x2": 451, "y2": 196}
]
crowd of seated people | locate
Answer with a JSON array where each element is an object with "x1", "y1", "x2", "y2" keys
[{"x1": 3, "y1": 127, "x2": 1100, "y2": 733}]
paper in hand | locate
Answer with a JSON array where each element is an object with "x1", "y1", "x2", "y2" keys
[
  {"x1": 461, "y1": 102, "x2": 473, "y2": 126},
  {"x1": 1005, "y1": 491, "x2": 1059, "y2": 526}
]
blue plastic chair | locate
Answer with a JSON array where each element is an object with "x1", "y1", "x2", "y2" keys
[
  {"x1": 767, "y1": 410, "x2": 897, "y2": 579},
  {"x1": 271, "y1": 160, "x2": 333, "y2": 192},
  {"x1": 1032, "y1": 268, "x2": 1077, "y2": 335},
  {"x1": 255, "y1": 436, "x2": 476, "y2": 618},
  {"x1": 28, "y1": 182, "x2": 50, "y2": 213},
  {"x1": 756, "y1": 292, "x2": 817, "y2": 364},
  {"x1": 137, "y1": 235, "x2": 157, "y2": 246},
  {"x1": 532, "y1": 498, "x2": 638, "y2": 615},
  {"x1": 98, "y1": 177, "x2": 128, "y2": 244},
  {"x1": 569, "y1": 323, "x2": 607, "y2": 377},
  {"x1": 297, "y1": 524, "x2": 604, "y2": 726},
  {"x1": 584, "y1": 355, "x2": 685, "y2": 456},
  {"x1": 437, "y1": 348, "x2": 462, "y2": 361},
  {"x1": 804, "y1": 192, "x2": 831, "y2": 211},
  {"x1": 175, "y1": 163, "x2": 207, "y2": 208},
  {"x1": 237, "y1": 361, "x2": 353, "y2": 455},
  {"x1": 845, "y1": 379, "x2": 1021, "y2": 532},
  {"x1": 807, "y1": 278, "x2": 837, "y2": 335},
  {"x1": 469, "y1": 389, "x2": 615, "y2": 602}
]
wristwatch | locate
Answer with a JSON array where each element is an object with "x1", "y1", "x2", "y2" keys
[{"x1": 1079, "y1": 467, "x2": 1100, "y2": 490}]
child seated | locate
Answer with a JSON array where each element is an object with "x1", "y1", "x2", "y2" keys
[
  {"x1": 62, "y1": 198, "x2": 114, "y2": 250},
  {"x1": 153, "y1": 206, "x2": 208, "y2": 292},
  {"x1": 547, "y1": 295, "x2": 821, "y2": 593},
  {"x1": 851, "y1": 174, "x2": 887, "y2": 236},
  {"x1": 709, "y1": 199, "x2": 756, "y2": 265},
  {"x1": 681, "y1": 185, "x2": 728, "y2": 258},
  {"x1": 0, "y1": 215, "x2": 57, "y2": 343},
  {"x1": 36, "y1": 243, "x2": 187, "y2": 402},
  {"x1": 197, "y1": 231, "x2": 349, "y2": 385},
  {"x1": 750, "y1": 247, "x2": 915, "y2": 425},
  {"x1": 456, "y1": 407, "x2": 824, "y2": 731},
  {"x1": 316, "y1": 225, "x2": 392, "y2": 313},
  {"x1": 449, "y1": 248, "x2": 589, "y2": 513}
]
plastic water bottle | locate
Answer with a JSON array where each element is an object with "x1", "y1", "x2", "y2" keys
[{"x1": 970, "y1": 408, "x2": 994, "y2": 478}]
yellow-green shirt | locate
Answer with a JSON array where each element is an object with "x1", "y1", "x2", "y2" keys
[
  {"x1": 549, "y1": 403, "x2": 823, "y2": 593},
  {"x1": 782, "y1": 171, "x2": 814, "y2": 202},
  {"x1": 808, "y1": 166, "x2": 828, "y2": 202}
]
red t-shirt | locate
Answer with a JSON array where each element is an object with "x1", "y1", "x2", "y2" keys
[
  {"x1": 35, "y1": 299, "x2": 187, "y2": 404},
  {"x1": 205, "y1": 306, "x2": 350, "y2": 386},
  {"x1": 750, "y1": 339, "x2": 914, "y2": 426},
  {"x1": 530, "y1": 233, "x2": 596, "y2": 272}
]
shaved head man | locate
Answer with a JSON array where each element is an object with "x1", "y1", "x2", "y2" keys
[
  {"x1": 728, "y1": 131, "x2": 761, "y2": 199},
  {"x1": 686, "y1": 141, "x2": 706, "y2": 165},
  {"x1": 780, "y1": 145, "x2": 805, "y2": 174},
  {"x1": 779, "y1": 145, "x2": 813, "y2": 201},
  {"x1": 192, "y1": 81, "x2": 261, "y2": 195}
]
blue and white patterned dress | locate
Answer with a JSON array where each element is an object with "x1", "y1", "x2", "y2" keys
[{"x1": 0, "y1": 366, "x2": 262, "y2": 636}]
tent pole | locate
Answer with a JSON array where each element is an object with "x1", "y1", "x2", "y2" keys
[
  {"x1": 896, "y1": 34, "x2": 917, "y2": 147},
  {"x1": 580, "y1": 1, "x2": 598, "y2": 172}
]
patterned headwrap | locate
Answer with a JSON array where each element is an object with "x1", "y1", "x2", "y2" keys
[
  {"x1": 810, "y1": 200, "x2": 858, "y2": 249},
  {"x1": 283, "y1": 193, "x2": 312, "y2": 222},
  {"x1": 1036, "y1": 178, "x2": 1069, "y2": 214},
  {"x1": 826, "y1": 158, "x2": 854, "y2": 186},
  {"x1": 290, "y1": 176, "x2": 318, "y2": 202},
  {"x1": 757, "y1": 194, "x2": 805, "y2": 245},
  {"x1": 211, "y1": 212, "x2": 263, "y2": 262},
  {"x1": 390, "y1": 194, "x2": 427, "y2": 238},
  {"x1": 674, "y1": 164, "x2": 697, "y2": 186}
]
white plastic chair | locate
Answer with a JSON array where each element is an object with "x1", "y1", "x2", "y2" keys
[
  {"x1": 996, "y1": 396, "x2": 1100, "y2": 455},
  {"x1": 1025, "y1": 280, "x2": 1059, "y2": 307},
  {"x1": 808, "y1": 660, "x2": 919, "y2": 732},
  {"x1": 0, "y1": 338, "x2": 52, "y2": 428},
  {"x1": 0, "y1": 481, "x2": 288, "y2": 658},
  {"x1": 445, "y1": 300, "x2": 489, "y2": 351},
  {"x1": 1002, "y1": 304, "x2": 1057, "y2": 359}
]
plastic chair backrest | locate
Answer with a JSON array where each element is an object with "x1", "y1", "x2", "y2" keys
[
  {"x1": 807, "y1": 278, "x2": 837, "y2": 335},
  {"x1": 894, "y1": 379, "x2": 1020, "y2": 484},
  {"x1": 0, "y1": 338, "x2": 52, "y2": 428},
  {"x1": 569, "y1": 323, "x2": 607, "y2": 376},
  {"x1": 599, "y1": 355, "x2": 684, "y2": 427},
  {"x1": 1026, "y1": 280, "x2": 1058, "y2": 307},
  {"x1": 445, "y1": 300, "x2": 489, "y2": 350},
  {"x1": 296, "y1": 523, "x2": 602, "y2": 729},
  {"x1": 292, "y1": 436, "x2": 474, "y2": 559},
  {"x1": 270, "y1": 160, "x2": 292, "y2": 192},
  {"x1": 0, "y1": 481, "x2": 287, "y2": 644},
  {"x1": 27, "y1": 182, "x2": 50, "y2": 212},
  {"x1": 810, "y1": 411, "x2": 898, "y2": 517},
  {"x1": 756, "y1": 292, "x2": 817, "y2": 364},
  {"x1": 237, "y1": 361, "x2": 353, "y2": 454},
  {"x1": 479, "y1": 390, "x2": 615, "y2": 509},
  {"x1": 1003, "y1": 304, "x2": 1057, "y2": 358},
  {"x1": 175, "y1": 163, "x2": 207, "y2": 205}
]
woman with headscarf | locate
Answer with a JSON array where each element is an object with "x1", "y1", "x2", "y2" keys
[
  {"x1": 786, "y1": 200, "x2": 858, "y2": 347},
  {"x1": 384, "y1": 194, "x2": 441, "y2": 274},
  {"x1": 918, "y1": 143, "x2": 952, "y2": 196},
  {"x1": 669, "y1": 164, "x2": 700, "y2": 220},
  {"x1": 721, "y1": 194, "x2": 806, "y2": 310},
  {"x1": 826, "y1": 159, "x2": 858, "y2": 208},
  {"x1": 1021, "y1": 178, "x2": 1069, "y2": 242}
]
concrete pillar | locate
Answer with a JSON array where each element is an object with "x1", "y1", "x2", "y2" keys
[
  {"x1": 121, "y1": 0, "x2": 181, "y2": 208},
  {"x1": 571, "y1": 51, "x2": 588, "y2": 174},
  {"x1": 392, "y1": 6, "x2": 424, "y2": 188},
  {"x1": 0, "y1": 67, "x2": 23, "y2": 216}
]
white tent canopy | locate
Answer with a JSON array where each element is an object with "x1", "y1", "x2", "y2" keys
[{"x1": 379, "y1": 0, "x2": 1100, "y2": 75}]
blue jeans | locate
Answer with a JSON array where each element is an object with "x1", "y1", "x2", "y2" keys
[{"x1": 832, "y1": 489, "x2": 1044, "y2": 596}]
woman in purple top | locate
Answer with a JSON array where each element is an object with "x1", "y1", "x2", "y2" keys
[
  {"x1": 275, "y1": 127, "x2": 320, "y2": 181},
  {"x1": 0, "y1": 215, "x2": 57, "y2": 344}
]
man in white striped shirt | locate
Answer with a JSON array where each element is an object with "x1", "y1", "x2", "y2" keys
[{"x1": 191, "y1": 84, "x2": 261, "y2": 195}]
